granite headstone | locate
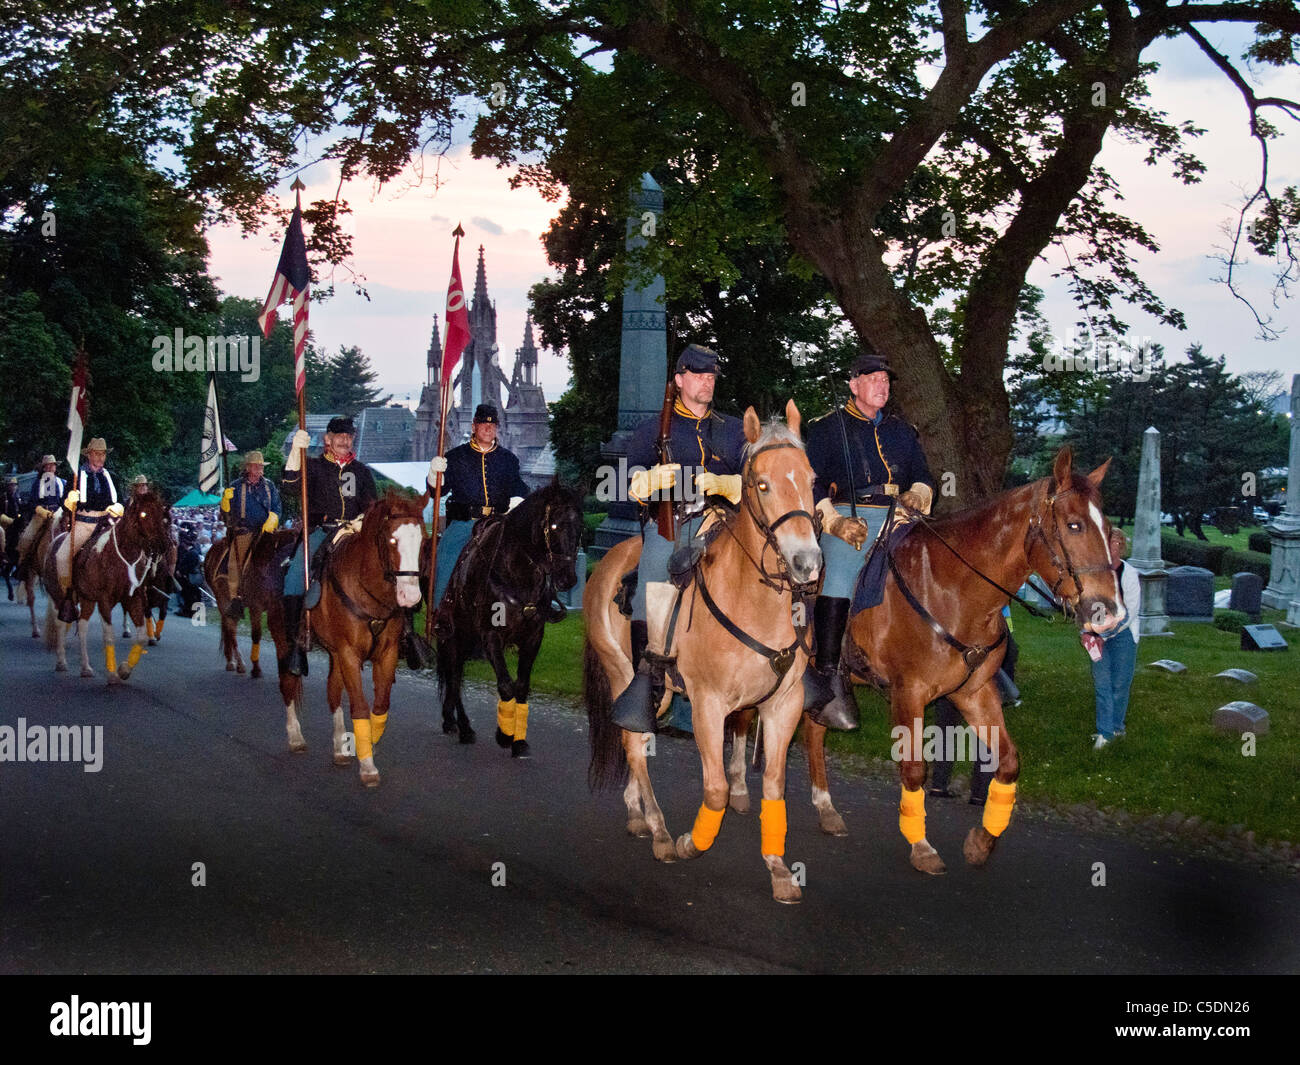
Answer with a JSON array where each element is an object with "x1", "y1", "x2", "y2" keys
[
  {"x1": 1228, "y1": 572, "x2": 1263, "y2": 620},
  {"x1": 1165, "y1": 565, "x2": 1214, "y2": 621}
]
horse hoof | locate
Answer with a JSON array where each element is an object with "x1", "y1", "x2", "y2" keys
[
  {"x1": 771, "y1": 880, "x2": 803, "y2": 905},
  {"x1": 117, "y1": 666, "x2": 132, "y2": 681},
  {"x1": 495, "y1": 727, "x2": 513, "y2": 749},
  {"x1": 251, "y1": 665, "x2": 262, "y2": 679},
  {"x1": 442, "y1": 720, "x2": 458, "y2": 735},
  {"x1": 909, "y1": 840, "x2": 947, "y2": 876},
  {"x1": 819, "y1": 810, "x2": 849, "y2": 837},
  {"x1": 361, "y1": 771, "x2": 380, "y2": 788},
  {"x1": 148, "y1": 638, "x2": 157, "y2": 647},
  {"x1": 511, "y1": 739, "x2": 531, "y2": 759},
  {"x1": 55, "y1": 661, "x2": 68, "y2": 672},
  {"x1": 226, "y1": 662, "x2": 235, "y2": 672},
  {"x1": 627, "y1": 819, "x2": 652, "y2": 839},
  {"x1": 80, "y1": 668, "x2": 94, "y2": 679},
  {"x1": 652, "y1": 837, "x2": 678, "y2": 863},
  {"x1": 729, "y1": 792, "x2": 750, "y2": 815},
  {"x1": 32, "y1": 631, "x2": 40, "y2": 639},
  {"x1": 236, "y1": 663, "x2": 246, "y2": 675},
  {"x1": 963, "y1": 825, "x2": 998, "y2": 867},
  {"x1": 459, "y1": 729, "x2": 476, "y2": 745},
  {"x1": 674, "y1": 832, "x2": 701, "y2": 861},
  {"x1": 331, "y1": 752, "x2": 350, "y2": 764}
]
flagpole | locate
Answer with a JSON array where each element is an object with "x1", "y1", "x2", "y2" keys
[{"x1": 289, "y1": 178, "x2": 312, "y2": 628}]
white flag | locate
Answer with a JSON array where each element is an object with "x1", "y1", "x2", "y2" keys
[
  {"x1": 65, "y1": 352, "x2": 88, "y2": 472},
  {"x1": 199, "y1": 376, "x2": 224, "y2": 494}
]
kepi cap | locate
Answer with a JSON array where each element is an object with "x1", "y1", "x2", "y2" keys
[
  {"x1": 675, "y1": 344, "x2": 722, "y2": 376},
  {"x1": 473, "y1": 404, "x2": 499, "y2": 425},
  {"x1": 850, "y1": 352, "x2": 896, "y2": 380},
  {"x1": 326, "y1": 416, "x2": 356, "y2": 435}
]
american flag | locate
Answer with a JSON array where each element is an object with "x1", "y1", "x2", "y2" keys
[
  {"x1": 65, "y1": 348, "x2": 88, "y2": 472},
  {"x1": 258, "y1": 202, "x2": 310, "y2": 395},
  {"x1": 439, "y1": 229, "x2": 471, "y2": 419}
]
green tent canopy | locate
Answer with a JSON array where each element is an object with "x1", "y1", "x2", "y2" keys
[{"x1": 173, "y1": 489, "x2": 222, "y2": 508}]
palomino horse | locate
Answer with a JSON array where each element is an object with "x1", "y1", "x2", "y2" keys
[
  {"x1": 206, "y1": 532, "x2": 272, "y2": 677},
  {"x1": 40, "y1": 490, "x2": 171, "y2": 680},
  {"x1": 270, "y1": 491, "x2": 427, "y2": 787},
  {"x1": 845, "y1": 446, "x2": 1120, "y2": 874},
  {"x1": 15, "y1": 508, "x2": 56, "y2": 638},
  {"x1": 434, "y1": 483, "x2": 584, "y2": 758},
  {"x1": 586, "y1": 402, "x2": 823, "y2": 903}
]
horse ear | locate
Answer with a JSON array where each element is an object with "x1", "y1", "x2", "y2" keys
[
  {"x1": 744, "y1": 407, "x2": 761, "y2": 444},
  {"x1": 1052, "y1": 445, "x2": 1074, "y2": 492},
  {"x1": 1087, "y1": 457, "x2": 1112, "y2": 487},
  {"x1": 785, "y1": 399, "x2": 801, "y2": 437}
]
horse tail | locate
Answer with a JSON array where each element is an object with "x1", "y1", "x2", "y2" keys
[
  {"x1": 585, "y1": 635, "x2": 628, "y2": 792},
  {"x1": 43, "y1": 596, "x2": 59, "y2": 651}
]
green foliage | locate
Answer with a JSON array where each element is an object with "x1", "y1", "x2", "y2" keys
[
  {"x1": 1248, "y1": 531, "x2": 1272, "y2": 554},
  {"x1": 1213, "y1": 609, "x2": 1250, "y2": 634},
  {"x1": 1161, "y1": 530, "x2": 1230, "y2": 572},
  {"x1": 1222, "y1": 549, "x2": 1271, "y2": 583}
]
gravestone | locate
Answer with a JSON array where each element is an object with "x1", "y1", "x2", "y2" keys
[
  {"x1": 1127, "y1": 426, "x2": 1170, "y2": 635},
  {"x1": 1165, "y1": 565, "x2": 1214, "y2": 621},
  {"x1": 1228, "y1": 572, "x2": 1263, "y2": 620},
  {"x1": 1148, "y1": 659, "x2": 1186, "y2": 673},
  {"x1": 1212, "y1": 701, "x2": 1270, "y2": 736},
  {"x1": 1214, "y1": 668, "x2": 1258, "y2": 683},
  {"x1": 1262, "y1": 374, "x2": 1300, "y2": 625}
]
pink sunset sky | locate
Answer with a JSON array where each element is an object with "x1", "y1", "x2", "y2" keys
[{"x1": 204, "y1": 31, "x2": 1298, "y2": 416}]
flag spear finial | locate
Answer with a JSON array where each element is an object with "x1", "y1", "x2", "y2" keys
[
  {"x1": 452, "y1": 221, "x2": 465, "y2": 238},
  {"x1": 290, "y1": 175, "x2": 306, "y2": 207}
]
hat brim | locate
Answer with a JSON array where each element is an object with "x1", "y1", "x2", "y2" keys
[{"x1": 676, "y1": 363, "x2": 723, "y2": 377}]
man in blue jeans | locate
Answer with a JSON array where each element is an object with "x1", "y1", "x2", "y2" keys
[{"x1": 1083, "y1": 528, "x2": 1141, "y2": 749}]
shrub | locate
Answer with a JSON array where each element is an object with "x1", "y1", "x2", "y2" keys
[
  {"x1": 1161, "y1": 531, "x2": 1229, "y2": 572},
  {"x1": 1213, "y1": 609, "x2": 1249, "y2": 634},
  {"x1": 1222, "y1": 549, "x2": 1271, "y2": 582},
  {"x1": 1248, "y1": 531, "x2": 1271, "y2": 554}
]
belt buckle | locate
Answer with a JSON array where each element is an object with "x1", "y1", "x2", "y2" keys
[{"x1": 482, "y1": 506, "x2": 493, "y2": 516}]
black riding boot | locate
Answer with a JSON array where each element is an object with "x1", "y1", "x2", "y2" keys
[
  {"x1": 805, "y1": 596, "x2": 858, "y2": 731},
  {"x1": 401, "y1": 609, "x2": 432, "y2": 670},
  {"x1": 282, "y1": 594, "x2": 308, "y2": 677},
  {"x1": 611, "y1": 620, "x2": 659, "y2": 733}
]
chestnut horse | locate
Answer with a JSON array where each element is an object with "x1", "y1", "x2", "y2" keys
[
  {"x1": 270, "y1": 491, "x2": 427, "y2": 787},
  {"x1": 206, "y1": 532, "x2": 271, "y2": 677},
  {"x1": 844, "y1": 446, "x2": 1120, "y2": 874},
  {"x1": 40, "y1": 490, "x2": 171, "y2": 680},
  {"x1": 434, "y1": 482, "x2": 584, "y2": 758},
  {"x1": 586, "y1": 402, "x2": 823, "y2": 903},
  {"x1": 15, "y1": 508, "x2": 56, "y2": 638}
]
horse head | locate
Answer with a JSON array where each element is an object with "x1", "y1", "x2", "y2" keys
[
  {"x1": 507, "y1": 484, "x2": 584, "y2": 591},
  {"x1": 362, "y1": 490, "x2": 426, "y2": 609},
  {"x1": 1025, "y1": 446, "x2": 1123, "y2": 633},
  {"x1": 124, "y1": 489, "x2": 172, "y2": 557},
  {"x1": 740, "y1": 400, "x2": 822, "y2": 587}
]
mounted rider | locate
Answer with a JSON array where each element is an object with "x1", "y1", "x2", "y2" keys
[
  {"x1": 219, "y1": 450, "x2": 280, "y2": 617},
  {"x1": 280, "y1": 416, "x2": 378, "y2": 675},
  {"x1": 804, "y1": 349, "x2": 934, "y2": 730},
  {"x1": 11, "y1": 454, "x2": 65, "y2": 582},
  {"x1": 55, "y1": 437, "x2": 124, "y2": 621},
  {"x1": 610, "y1": 343, "x2": 747, "y2": 733},
  {"x1": 426, "y1": 402, "x2": 530, "y2": 615}
]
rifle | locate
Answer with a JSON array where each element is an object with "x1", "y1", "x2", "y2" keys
[{"x1": 656, "y1": 378, "x2": 678, "y2": 541}]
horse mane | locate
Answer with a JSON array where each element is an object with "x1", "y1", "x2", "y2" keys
[
  {"x1": 927, "y1": 467, "x2": 1102, "y2": 536},
  {"x1": 504, "y1": 483, "x2": 581, "y2": 532},
  {"x1": 743, "y1": 417, "x2": 804, "y2": 461},
  {"x1": 361, "y1": 488, "x2": 426, "y2": 543}
]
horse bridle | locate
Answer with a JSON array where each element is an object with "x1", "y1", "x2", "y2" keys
[
  {"x1": 733, "y1": 441, "x2": 821, "y2": 595},
  {"x1": 1024, "y1": 485, "x2": 1113, "y2": 617},
  {"x1": 331, "y1": 512, "x2": 423, "y2": 626}
]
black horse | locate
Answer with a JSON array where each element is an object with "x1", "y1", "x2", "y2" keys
[{"x1": 434, "y1": 483, "x2": 584, "y2": 758}]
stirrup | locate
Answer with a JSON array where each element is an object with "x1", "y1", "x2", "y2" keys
[
  {"x1": 805, "y1": 668, "x2": 859, "y2": 731},
  {"x1": 667, "y1": 541, "x2": 705, "y2": 587},
  {"x1": 403, "y1": 630, "x2": 432, "y2": 670},
  {"x1": 802, "y1": 667, "x2": 834, "y2": 712},
  {"x1": 225, "y1": 596, "x2": 245, "y2": 619},
  {"x1": 611, "y1": 671, "x2": 659, "y2": 733},
  {"x1": 286, "y1": 644, "x2": 308, "y2": 677}
]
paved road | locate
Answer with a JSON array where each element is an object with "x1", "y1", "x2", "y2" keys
[{"x1": 1, "y1": 594, "x2": 1297, "y2": 975}]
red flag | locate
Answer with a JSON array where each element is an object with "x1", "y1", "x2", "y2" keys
[
  {"x1": 440, "y1": 228, "x2": 471, "y2": 418},
  {"x1": 258, "y1": 203, "x2": 311, "y2": 396},
  {"x1": 65, "y1": 349, "x2": 89, "y2": 472}
]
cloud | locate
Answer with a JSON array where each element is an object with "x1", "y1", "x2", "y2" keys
[{"x1": 472, "y1": 216, "x2": 504, "y2": 236}]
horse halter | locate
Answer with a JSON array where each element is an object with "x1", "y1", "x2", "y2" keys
[
  {"x1": 538, "y1": 501, "x2": 578, "y2": 571},
  {"x1": 379, "y1": 513, "x2": 423, "y2": 584},
  {"x1": 737, "y1": 441, "x2": 820, "y2": 594},
  {"x1": 1024, "y1": 485, "x2": 1112, "y2": 616}
]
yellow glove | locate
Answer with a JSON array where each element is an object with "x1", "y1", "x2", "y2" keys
[
  {"x1": 629, "y1": 463, "x2": 680, "y2": 502},
  {"x1": 898, "y1": 483, "x2": 933, "y2": 515},
  {"x1": 221, "y1": 486, "x2": 235, "y2": 513},
  {"x1": 35, "y1": 505, "x2": 52, "y2": 520},
  {"x1": 0, "y1": 513, "x2": 12, "y2": 528},
  {"x1": 106, "y1": 502, "x2": 125, "y2": 518},
  {"x1": 696, "y1": 471, "x2": 742, "y2": 504},
  {"x1": 817, "y1": 498, "x2": 869, "y2": 548},
  {"x1": 262, "y1": 512, "x2": 279, "y2": 533},
  {"x1": 64, "y1": 490, "x2": 80, "y2": 509}
]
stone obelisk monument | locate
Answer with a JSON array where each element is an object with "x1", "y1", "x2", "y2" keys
[
  {"x1": 1127, "y1": 425, "x2": 1171, "y2": 635},
  {"x1": 592, "y1": 173, "x2": 667, "y2": 557},
  {"x1": 1262, "y1": 373, "x2": 1300, "y2": 624}
]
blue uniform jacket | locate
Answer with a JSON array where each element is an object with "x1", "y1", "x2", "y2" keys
[
  {"x1": 28, "y1": 473, "x2": 67, "y2": 512},
  {"x1": 76, "y1": 467, "x2": 119, "y2": 511},
  {"x1": 626, "y1": 399, "x2": 746, "y2": 506},
  {"x1": 432, "y1": 441, "x2": 529, "y2": 514},
  {"x1": 805, "y1": 405, "x2": 933, "y2": 505},
  {"x1": 282, "y1": 454, "x2": 378, "y2": 530},
  {"x1": 226, "y1": 476, "x2": 281, "y2": 531}
]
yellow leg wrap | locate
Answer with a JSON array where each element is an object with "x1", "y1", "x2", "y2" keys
[
  {"x1": 496, "y1": 698, "x2": 516, "y2": 737},
  {"x1": 760, "y1": 798, "x2": 788, "y2": 857},
  {"x1": 154, "y1": 618, "x2": 165, "y2": 638},
  {"x1": 353, "y1": 718, "x2": 374, "y2": 761},
  {"x1": 105, "y1": 645, "x2": 117, "y2": 674},
  {"x1": 513, "y1": 702, "x2": 528, "y2": 741},
  {"x1": 370, "y1": 712, "x2": 388, "y2": 745},
  {"x1": 145, "y1": 618, "x2": 155, "y2": 639},
  {"x1": 690, "y1": 804, "x2": 726, "y2": 852},
  {"x1": 126, "y1": 644, "x2": 144, "y2": 669},
  {"x1": 982, "y1": 779, "x2": 1017, "y2": 837},
  {"x1": 250, "y1": 643, "x2": 260, "y2": 663},
  {"x1": 899, "y1": 786, "x2": 927, "y2": 844}
]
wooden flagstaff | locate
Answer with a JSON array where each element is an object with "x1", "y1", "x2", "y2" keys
[
  {"x1": 290, "y1": 177, "x2": 312, "y2": 627},
  {"x1": 425, "y1": 222, "x2": 467, "y2": 642}
]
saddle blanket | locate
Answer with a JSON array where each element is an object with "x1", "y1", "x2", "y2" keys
[{"x1": 851, "y1": 520, "x2": 917, "y2": 615}]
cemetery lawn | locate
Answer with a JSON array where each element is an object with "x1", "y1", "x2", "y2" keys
[{"x1": 410, "y1": 609, "x2": 1298, "y2": 846}]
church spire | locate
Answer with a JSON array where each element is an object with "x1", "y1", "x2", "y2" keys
[
  {"x1": 427, "y1": 314, "x2": 442, "y2": 382},
  {"x1": 473, "y1": 244, "x2": 490, "y2": 309}
]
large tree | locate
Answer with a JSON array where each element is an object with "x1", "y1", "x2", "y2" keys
[{"x1": 5, "y1": 2, "x2": 1297, "y2": 500}]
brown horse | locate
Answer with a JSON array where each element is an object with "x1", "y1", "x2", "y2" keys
[
  {"x1": 40, "y1": 490, "x2": 171, "y2": 680},
  {"x1": 586, "y1": 402, "x2": 824, "y2": 902},
  {"x1": 15, "y1": 508, "x2": 56, "y2": 638},
  {"x1": 845, "y1": 446, "x2": 1119, "y2": 874},
  {"x1": 271, "y1": 491, "x2": 428, "y2": 787},
  {"x1": 206, "y1": 531, "x2": 272, "y2": 677}
]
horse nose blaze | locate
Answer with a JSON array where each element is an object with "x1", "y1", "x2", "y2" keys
[{"x1": 393, "y1": 524, "x2": 423, "y2": 607}]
